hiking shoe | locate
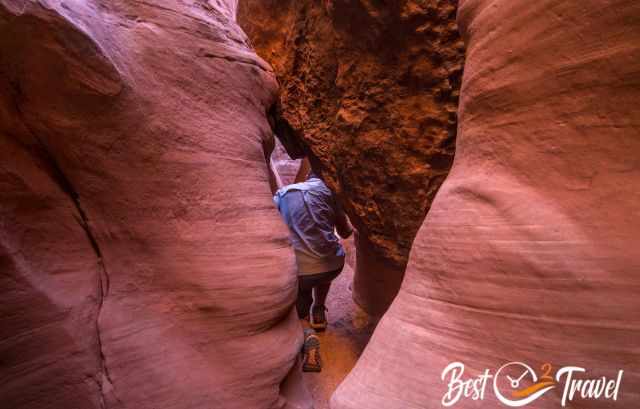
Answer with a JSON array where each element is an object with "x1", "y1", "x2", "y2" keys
[
  {"x1": 303, "y1": 328, "x2": 315, "y2": 339},
  {"x1": 302, "y1": 332, "x2": 322, "y2": 372},
  {"x1": 310, "y1": 304, "x2": 328, "y2": 331}
]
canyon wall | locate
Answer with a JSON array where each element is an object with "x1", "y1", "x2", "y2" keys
[
  {"x1": 0, "y1": 1, "x2": 306, "y2": 408},
  {"x1": 332, "y1": 0, "x2": 640, "y2": 408},
  {"x1": 3, "y1": 1, "x2": 639, "y2": 408},
  {"x1": 239, "y1": 1, "x2": 465, "y2": 313}
]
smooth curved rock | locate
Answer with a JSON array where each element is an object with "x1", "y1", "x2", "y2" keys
[
  {"x1": 0, "y1": 1, "x2": 304, "y2": 408},
  {"x1": 332, "y1": 1, "x2": 640, "y2": 408}
]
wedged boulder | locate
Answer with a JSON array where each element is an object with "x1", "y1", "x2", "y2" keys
[
  {"x1": 0, "y1": 1, "x2": 304, "y2": 408},
  {"x1": 332, "y1": 1, "x2": 640, "y2": 408},
  {"x1": 239, "y1": 0, "x2": 465, "y2": 314}
]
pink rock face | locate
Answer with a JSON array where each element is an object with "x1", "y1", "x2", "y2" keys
[
  {"x1": 0, "y1": 1, "x2": 303, "y2": 408},
  {"x1": 332, "y1": 1, "x2": 640, "y2": 408},
  {"x1": 272, "y1": 140, "x2": 302, "y2": 186}
]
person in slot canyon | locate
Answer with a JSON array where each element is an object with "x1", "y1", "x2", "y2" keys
[{"x1": 264, "y1": 134, "x2": 354, "y2": 371}]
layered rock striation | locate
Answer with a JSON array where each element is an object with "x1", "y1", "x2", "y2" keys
[
  {"x1": 332, "y1": 0, "x2": 640, "y2": 407},
  {"x1": 0, "y1": 1, "x2": 305, "y2": 408}
]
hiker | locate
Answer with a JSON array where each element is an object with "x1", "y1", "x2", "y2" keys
[
  {"x1": 273, "y1": 164, "x2": 353, "y2": 326},
  {"x1": 263, "y1": 137, "x2": 353, "y2": 370},
  {"x1": 263, "y1": 125, "x2": 354, "y2": 358}
]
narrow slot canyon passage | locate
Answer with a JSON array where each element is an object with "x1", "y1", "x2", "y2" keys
[
  {"x1": 301, "y1": 257, "x2": 374, "y2": 409},
  {"x1": 271, "y1": 142, "x2": 377, "y2": 409},
  {"x1": 1, "y1": 1, "x2": 639, "y2": 409}
]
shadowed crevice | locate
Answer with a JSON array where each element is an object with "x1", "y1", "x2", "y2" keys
[{"x1": 8, "y1": 84, "x2": 118, "y2": 408}]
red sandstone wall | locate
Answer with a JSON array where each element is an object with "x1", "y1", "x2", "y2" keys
[
  {"x1": 0, "y1": 1, "x2": 305, "y2": 408},
  {"x1": 239, "y1": 0, "x2": 465, "y2": 269},
  {"x1": 239, "y1": 0, "x2": 465, "y2": 315},
  {"x1": 332, "y1": 1, "x2": 640, "y2": 408}
]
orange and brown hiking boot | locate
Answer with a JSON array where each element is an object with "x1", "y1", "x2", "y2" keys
[{"x1": 302, "y1": 330, "x2": 322, "y2": 372}]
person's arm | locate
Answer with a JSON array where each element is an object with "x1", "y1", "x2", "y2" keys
[
  {"x1": 267, "y1": 157, "x2": 283, "y2": 196},
  {"x1": 294, "y1": 157, "x2": 311, "y2": 183},
  {"x1": 335, "y1": 204, "x2": 353, "y2": 239}
]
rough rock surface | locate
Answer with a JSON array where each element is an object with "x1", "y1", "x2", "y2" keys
[
  {"x1": 239, "y1": 0, "x2": 465, "y2": 270},
  {"x1": 332, "y1": 1, "x2": 640, "y2": 408},
  {"x1": 0, "y1": 1, "x2": 306, "y2": 408}
]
